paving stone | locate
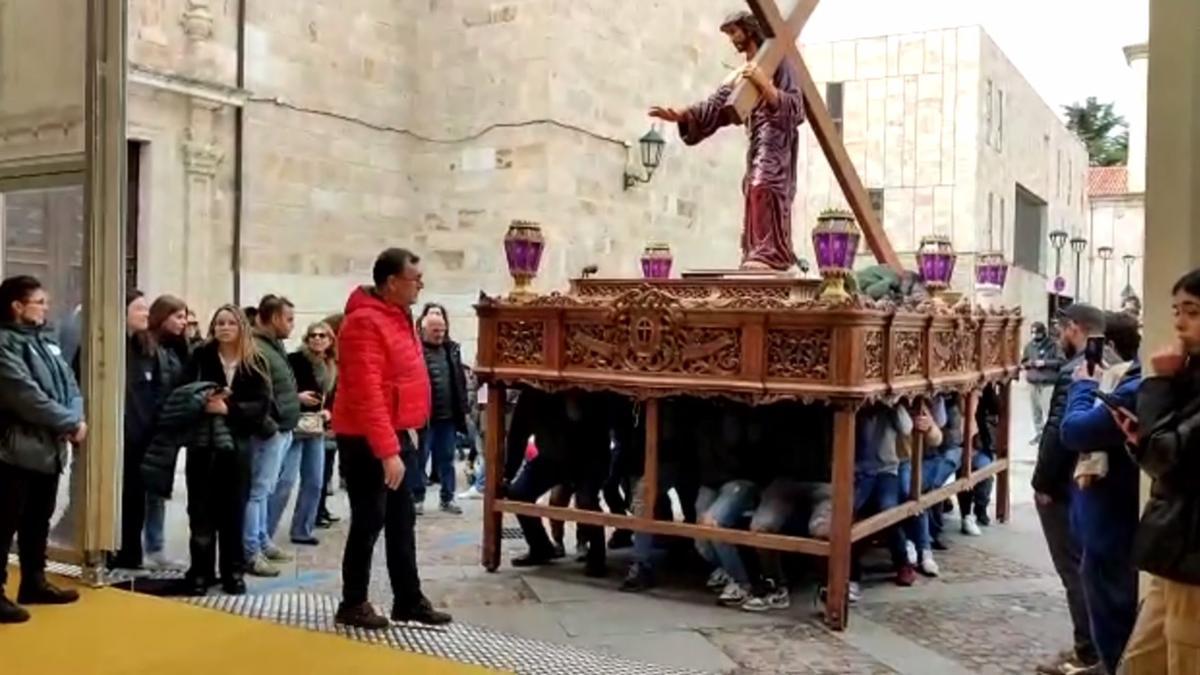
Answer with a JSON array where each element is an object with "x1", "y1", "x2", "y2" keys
[
  {"x1": 857, "y1": 591, "x2": 1073, "y2": 674},
  {"x1": 705, "y1": 622, "x2": 899, "y2": 675}
]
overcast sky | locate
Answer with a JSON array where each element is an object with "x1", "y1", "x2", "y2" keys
[{"x1": 801, "y1": 0, "x2": 1149, "y2": 120}]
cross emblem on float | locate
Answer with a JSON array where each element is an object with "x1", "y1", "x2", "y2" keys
[{"x1": 724, "y1": 0, "x2": 902, "y2": 270}]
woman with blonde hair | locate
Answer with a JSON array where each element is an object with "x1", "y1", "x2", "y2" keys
[
  {"x1": 179, "y1": 305, "x2": 272, "y2": 595},
  {"x1": 272, "y1": 321, "x2": 337, "y2": 544}
]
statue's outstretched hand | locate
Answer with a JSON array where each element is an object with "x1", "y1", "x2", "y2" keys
[{"x1": 648, "y1": 106, "x2": 683, "y2": 123}]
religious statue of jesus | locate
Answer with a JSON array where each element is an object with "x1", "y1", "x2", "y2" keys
[{"x1": 649, "y1": 10, "x2": 806, "y2": 271}]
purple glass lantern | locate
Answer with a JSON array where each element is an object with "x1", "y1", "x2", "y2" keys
[
  {"x1": 812, "y1": 209, "x2": 861, "y2": 301},
  {"x1": 640, "y1": 242, "x2": 673, "y2": 279},
  {"x1": 917, "y1": 235, "x2": 957, "y2": 294},
  {"x1": 504, "y1": 220, "x2": 545, "y2": 297},
  {"x1": 975, "y1": 251, "x2": 1010, "y2": 290}
]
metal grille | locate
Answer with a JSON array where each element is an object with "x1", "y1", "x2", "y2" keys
[
  {"x1": 501, "y1": 526, "x2": 524, "y2": 540},
  {"x1": 187, "y1": 592, "x2": 710, "y2": 675}
]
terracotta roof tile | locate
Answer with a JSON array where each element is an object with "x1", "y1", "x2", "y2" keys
[{"x1": 1088, "y1": 166, "x2": 1128, "y2": 196}]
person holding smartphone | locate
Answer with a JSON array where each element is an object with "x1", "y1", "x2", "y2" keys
[
  {"x1": 1118, "y1": 268, "x2": 1200, "y2": 675},
  {"x1": 1031, "y1": 303, "x2": 1108, "y2": 675},
  {"x1": 1059, "y1": 312, "x2": 1143, "y2": 675}
]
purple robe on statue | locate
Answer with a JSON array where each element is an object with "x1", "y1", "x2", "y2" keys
[{"x1": 678, "y1": 62, "x2": 805, "y2": 270}]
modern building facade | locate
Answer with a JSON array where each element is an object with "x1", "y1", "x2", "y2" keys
[{"x1": 799, "y1": 26, "x2": 1091, "y2": 319}]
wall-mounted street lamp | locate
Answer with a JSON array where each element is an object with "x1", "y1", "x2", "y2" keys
[
  {"x1": 1049, "y1": 229, "x2": 1069, "y2": 316},
  {"x1": 624, "y1": 126, "x2": 666, "y2": 190}
]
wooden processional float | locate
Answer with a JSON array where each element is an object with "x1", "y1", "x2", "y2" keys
[{"x1": 473, "y1": 0, "x2": 1021, "y2": 630}]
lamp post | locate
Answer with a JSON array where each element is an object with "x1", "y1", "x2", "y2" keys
[
  {"x1": 624, "y1": 126, "x2": 666, "y2": 190},
  {"x1": 1121, "y1": 253, "x2": 1136, "y2": 299},
  {"x1": 1070, "y1": 236, "x2": 1087, "y2": 302},
  {"x1": 1049, "y1": 229, "x2": 1069, "y2": 317},
  {"x1": 1098, "y1": 246, "x2": 1114, "y2": 309}
]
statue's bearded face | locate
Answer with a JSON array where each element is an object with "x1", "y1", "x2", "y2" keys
[{"x1": 722, "y1": 25, "x2": 752, "y2": 54}]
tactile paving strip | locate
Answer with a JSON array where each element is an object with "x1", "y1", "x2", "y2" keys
[
  {"x1": 187, "y1": 592, "x2": 710, "y2": 675},
  {"x1": 18, "y1": 555, "x2": 708, "y2": 674}
]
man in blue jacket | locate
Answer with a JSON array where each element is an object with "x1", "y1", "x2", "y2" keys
[{"x1": 1059, "y1": 311, "x2": 1142, "y2": 675}]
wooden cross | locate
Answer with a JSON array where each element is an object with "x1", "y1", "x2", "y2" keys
[{"x1": 723, "y1": 0, "x2": 901, "y2": 271}]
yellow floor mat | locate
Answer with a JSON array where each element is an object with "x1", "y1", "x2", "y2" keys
[{"x1": 0, "y1": 568, "x2": 492, "y2": 674}]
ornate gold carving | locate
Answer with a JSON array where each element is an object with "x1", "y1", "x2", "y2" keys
[
  {"x1": 766, "y1": 329, "x2": 832, "y2": 380},
  {"x1": 564, "y1": 286, "x2": 741, "y2": 376},
  {"x1": 496, "y1": 321, "x2": 544, "y2": 366},
  {"x1": 984, "y1": 329, "x2": 1003, "y2": 367},
  {"x1": 864, "y1": 330, "x2": 885, "y2": 380},
  {"x1": 933, "y1": 328, "x2": 979, "y2": 374},
  {"x1": 893, "y1": 331, "x2": 924, "y2": 377}
]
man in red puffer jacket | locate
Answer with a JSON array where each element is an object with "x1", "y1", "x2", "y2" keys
[{"x1": 332, "y1": 247, "x2": 451, "y2": 629}]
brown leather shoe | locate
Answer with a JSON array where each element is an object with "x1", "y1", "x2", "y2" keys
[{"x1": 335, "y1": 601, "x2": 390, "y2": 630}]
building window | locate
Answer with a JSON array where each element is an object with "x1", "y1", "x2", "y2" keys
[
  {"x1": 868, "y1": 188, "x2": 884, "y2": 223},
  {"x1": 996, "y1": 89, "x2": 1005, "y2": 151},
  {"x1": 984, "y1": 79, "x2": 994, "y2": 148},
  {"x1": 826, "y1": 82, "x2": 844, "y2": 136},
  {"x1": 1067, "y1": 159, "x2": 1073, "y2": 204},
  {"x1": 1056, "y1": 150, "x2": 1062, "y2": 197}
]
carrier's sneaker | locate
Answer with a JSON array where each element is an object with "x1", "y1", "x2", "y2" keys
[
  {"x1": 457, "y1": 486, "x2": 484, "y2": 501},
  {"x1": 919, "y1": 550, "x2": 941, "y2": 577},
  {"x1": 816, "y1": 581, "x2": 862, "y2": 609},
  {"x1": 717, "y1": 581, "x2": 749, "y2": 607},
  {"x1": 962, "y1": 514, "x2": 983, "y2": 536},
  {"x1": 705, "y1": 568, "x2": 732, "y2": 590},
  {"x1": 904, "y1": 541, "x2": 918, "y2": 566},
  {"x1": 741, "y1": 582, "x2": 790, "y2": 612}
]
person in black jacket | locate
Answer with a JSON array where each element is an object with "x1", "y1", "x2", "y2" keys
[
  {"x1": 1031, "y1": 303, "x2": 1106, "y2": 674},
  {"x1": 180, "y1": 305, "x2": 272, "y2": 596},
  {"x1": 139, "y1": 294, "x2": 191, "y2": 569},
  {"x1": 110, "y1": 291, "x2": 182, "y2": 571},
  {"x1": 1021, "y1": 321, "x2": 1065, "y2": 445},
  {"x1": 1115, "y1": 268, "x2": 1200, "y2": 674},
  {"x1": 0, "y1": 275, "x2": 86, "y2": 624},
  {"x1": 413, "y1": 310, "x2": 469, "y2": 515},
  {"x1": 275, "y1": 322, "x2": 336, "y2": 545},
  {"x1": 505, "y1": 389, "x2": 611, "y2": 578}
]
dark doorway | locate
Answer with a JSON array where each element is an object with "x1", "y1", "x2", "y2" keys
[{"x1": 126, "y1": 140, "x2": 143, "y2": 292}]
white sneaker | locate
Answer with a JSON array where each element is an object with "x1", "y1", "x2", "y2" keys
[
  {"x1": 705, "y1": 568, "x2": 732, "y2": 590},
  {"x1": 848, "y1": 581, "x2": 862, "y2": 604},
  {"x1": 457, "y1": 485, "x2": 484, "y2": 501},
  {"x1": 742, "y1": 584, "x2": 790, "y2": 612},
  {"x1": 717, "y1": 580, "x2": 749, "y2": 606},
  {"x1": 905, "y1": 541, "x2": 918, "y2": 566},
  {"x1": 962, "y1": 514, "x2": 983, "y2": 536},
  {"x1": 919, "y1": 550, "x2": 940, "y2": 577}
]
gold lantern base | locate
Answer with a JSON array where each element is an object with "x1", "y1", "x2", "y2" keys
[{"x1": 818, "y1": 272, "x2": 854, "y2": 303}]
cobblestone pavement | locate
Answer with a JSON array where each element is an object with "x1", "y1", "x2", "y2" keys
[{"x1": 144, "y1": 383, "x2": 1073, "y2": 673}]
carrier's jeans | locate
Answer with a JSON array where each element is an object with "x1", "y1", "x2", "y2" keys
[{"x1": 694, "y1": 481, "x2": 759, "y2": 584}]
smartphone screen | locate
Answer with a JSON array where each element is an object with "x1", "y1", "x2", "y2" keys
[{"x1": 1085, "y1": 336, "x2": 1105, "y2": 375}]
